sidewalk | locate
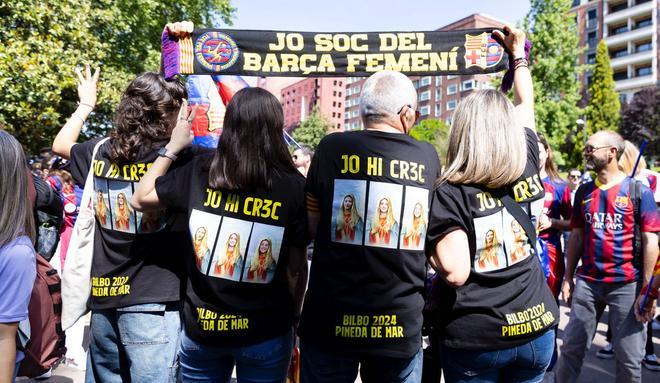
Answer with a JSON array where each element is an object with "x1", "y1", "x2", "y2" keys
[{"x1": 17, "y1": 302, "x2": 659, "y2": 382}]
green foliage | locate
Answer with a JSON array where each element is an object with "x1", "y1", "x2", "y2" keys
[
  {"x1": 292, "y1": 106, "x2": 330, "y2": 149},
  {"x1": 409, "y1": 118, "x2": 449, "y2": 161},
  {"x1": 0, "y1": 0, "x2": 235, "y2": 154},
  {"x1": 620, "y1": 86, "x2": 659, "y2": 159},
  {"x1": 585, "y1": 40, "x2": 620, "y2": 140},
  {"x1": 524, "y1": 0, "x2": 584, "y2": 168}
]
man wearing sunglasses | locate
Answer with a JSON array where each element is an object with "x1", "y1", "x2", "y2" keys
[
  {"x1": 292, "y1": 145, "x2": 314, "y2": 177},
  {"x1": 556, "y1": 131, "x2": 659, "y2": 383},
  {"x1": 298, "y1": 70, "x2": 440, "y2": 383}
]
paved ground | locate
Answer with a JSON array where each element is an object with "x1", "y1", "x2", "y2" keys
[{"x1": 17, "y1": 302, "x2": 660, "y2": 382}]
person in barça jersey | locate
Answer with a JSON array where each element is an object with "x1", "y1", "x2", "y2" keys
[{"x1": 425, "y1": 25, "x2": 560, "y2": 382}]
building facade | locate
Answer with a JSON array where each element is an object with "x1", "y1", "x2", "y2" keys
[
  {"x1": 570, "y1": 0, "x2": 658, "y2": 103},
  {"x1": 279, "y1": 77, "x2": 346, "y2": 132}
]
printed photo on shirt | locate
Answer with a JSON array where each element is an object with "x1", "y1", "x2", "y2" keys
[
  {"x1": 504, "y1": 214, "x2": 531, "y2": 266},
  {"x1": 108, "y1": 180, "x2": 136, "y2": 233},
  {"x1": 94, "y1": 179, "x2": 111, "y2": 230},
  {"x1": 474, "y1": 213, "x2": 507, "y2": 272},
  {"x1": 365, "y1": 182, "x2": 403, "y2": 249},
  {"x1": 189, "y1": 209, "x2": 222, "y2": 275},
  {"x1": 243, "y1": 223, "x2": 284, "y2": 284},
  {"x1": 331, "y1": 179, "x2": 367, "y2": 245},
  {"x1": 136, "y1": 210, "x2": 166, "y2": 234},
  {"x1": 210, "y1": 217, "x2": 253, "y2": 281},
  {"x1": 530, "y1": 199, "x2": 544, "y2": 230},
  {"x1": 400, "y1": 186, "x2": 429, "y2": 251}
]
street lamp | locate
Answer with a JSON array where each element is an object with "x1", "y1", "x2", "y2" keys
[{"x1": 576, "y1": 117, "x2": 586, "y2": 172}]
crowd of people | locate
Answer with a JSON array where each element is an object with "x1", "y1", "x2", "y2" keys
[{"x1": 1, "y1": 22, "x2": 659, "y2": 383}]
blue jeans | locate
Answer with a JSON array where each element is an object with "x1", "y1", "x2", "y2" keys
[
  {"x1": 299, "y1": 339, "x2": 423, "y2": 383},
  {"x1": 441, "y1": 329, "x2": 554, "y2": 383},
  {"x1": 179, "y1": 328, "x2": 294, "y2": 383},
  {"x1": 85, "y1": 302, "x2": 181, "y2": 383},
  {"x1": 555, "y1": 279, "x2": 645, "y2": 383}
]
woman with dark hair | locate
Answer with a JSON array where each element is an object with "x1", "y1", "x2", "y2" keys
[
  {"x1": 52, "y1": 66, "x2": 192, "y2": 382},
  {"x1": 132, "y1": 86, "x2": 309, "y2": 382},
  {"x1": 0, "y1": 130, "x2": 37, "y2": 382},
  {"x1": 426, "y1": 25, "x2": 559, "y2": 382},
  {"x1": 536, "y1": 133, "x2": 572, "y2": 299}
]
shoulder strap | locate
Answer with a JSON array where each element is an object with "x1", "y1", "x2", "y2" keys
[
  {"x1": 500, "y1": 194, "x2": 537, "y2": 256},
  {"x1": 79, "y1": 138, "x2": 109, "y2": 213},
  {"x1": 631, "y1": 179, "x2": 643, "y2": 261}
]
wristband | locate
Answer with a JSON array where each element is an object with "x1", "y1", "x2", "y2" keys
[
  {"x1": 79, "y1": 102, "x2": 95, "y2": 109},
  {"x1": 70, "y1": 114, "x2": 86, "y2": 124}
]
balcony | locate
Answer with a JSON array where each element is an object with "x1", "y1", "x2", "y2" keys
[
  {"x1": 604, "y1": 0, "x2": 654, "y2": 25},
  {"x1": 605, "y1": 25, "x2": 654, "y2": 46},
  {"x1": 614, "y1": 74, "x2": 655, "y2": 92},
  {"x1": 610, "y1": 49, "x2": 654, "y2": 68}
]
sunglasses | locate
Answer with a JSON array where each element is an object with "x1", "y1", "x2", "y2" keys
[
  {"x1": 568, "y1": 174, "x2": 581, "y2": 179},
  {"x1": 397, "y1": 104, "x2": 420, "y2": 121},
  {"x1": 584, "y1": 145, "x2": 612, "y2": 154},
  {"x1": 292, "y1": 155, "x2": 299, "y2": 160}
]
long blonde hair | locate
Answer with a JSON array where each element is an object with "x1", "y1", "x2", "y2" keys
[
  {"x1": 193, "y1": 226, "x2": 209, "y2": 257},
  {"x1": 224, "y1": 232, "x2": 242, "y2": 263},
  {"x1": 336, "y1": 194, "x2": 362, "y2": 231},
  {"x1": 249, "y1": 238, "x2": 274, "y2": 272},
  {"x1": 0, "y1": 130, "x2": 35, "y2": 246},
  {"x1": 439, "y1": 90, "x2": 527, "y2": 189},
  {"x1": 370, "y1": 197, "x2": 397, "y2": 234},
  {"x1": 479, "y1": 229, "x2": 500, "y2": 263},
  {"x1": 115, "y1": 192, "x2": 130, "y2": 226},
  {"x1": 404, "y1": 202, "x2": 427, "y2": 239},
  {"x1": 618, "y1": 140, "x2": 646, "y2": 177},
  {"x1": 96, "y1": 190, "x2": 107, "y2": 221}
]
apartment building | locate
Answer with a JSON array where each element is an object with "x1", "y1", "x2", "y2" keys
[{"x1": 279, "y1": 77, "x2": 346, "y2": 132}]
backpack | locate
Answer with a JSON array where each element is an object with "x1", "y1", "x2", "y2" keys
[
  {"x1": 631, "y1": 179, "x2": 643, "y2": 270},
  {"x1": 33, "y1": 175, "x2": 64, "y2": 260},
  {"x1": 17, "y1": 254, "x2": 67, "y2": 378}
]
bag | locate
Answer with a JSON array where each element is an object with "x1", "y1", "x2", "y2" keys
[
  {"x1": 33, "y1": 176, "x2": 64, "y2": 260},
  {"x1": 61, "y1": 138, "x2": 109, "y2": 330},
  {"x1": 630, "y1": 179, "x2": 643, "y2": 271},
  {"x1": 17, "y1": 254, "x2": 67, "y2": 378}
]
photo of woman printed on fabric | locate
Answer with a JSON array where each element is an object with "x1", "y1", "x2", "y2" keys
[
  {"x1": 131, "y1": 25, "x2": 310, "y2": 381},
  {"x1": 213, "y1": 232, "x2": 244, "y2": 280},
  {"x1": 330, "y1": 179, "x2": 366, "y2": 245},
  {"x1": 193, "y1": 226, "x2": 212, "y2": 273},
  {"x1": 0, "y1": 130, "x2": 37, "y2": 382},
  {"x1": 51, "y1": 60, "x2": 189, "y2": 380},
  {"x1": 137, "y1": 210, "x2": 164, "y2": 233},
  {"x1": 400, "y1": 186, "x2": 430, "y2": 250},
  {"x1": 246, "y1": 239, "x2": 276, "y2": 282},
  {"x1": 425, "y1": 25, "x2": 559, "y2": 383},
  {"x1": 508, "y1": 218, "x2": 529, "y2": 264},
  {"x1": 365, "y1": 181, "x2": 402, "y2": 249}
]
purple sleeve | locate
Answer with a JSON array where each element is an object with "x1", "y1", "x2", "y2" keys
[
  {"x1": 640, "y1": 186, "x2": 660, "y2": 233},
  {"x1": 0, "y1": 241, "x2": 36, "y2": 323}
]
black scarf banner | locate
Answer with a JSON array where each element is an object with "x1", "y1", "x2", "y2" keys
[{"x1": 162, "y1": 28, "x2": 510, "y2": 79}]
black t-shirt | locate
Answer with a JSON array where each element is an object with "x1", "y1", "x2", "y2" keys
[
  {"x1": 155, "y1": 154, "x2": 309, "y2": 347},
  {"x1": 70, "y1": 137, "x2": 191, "y2": 309},
  {"x1": 298, "y1": 130, "x2": 441, "y2": 359},
  {"x1": 426, "y1": 128, "x2": 559, "y2": 350}
]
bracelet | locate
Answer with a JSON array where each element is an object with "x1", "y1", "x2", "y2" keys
[
  {"x1": 79, "y1": 102, "x2": 95, "y2": 110},
  {"x1": 70, "y1": 114, "x2": 86, "y2": 124},
  {"x1": 514, "y1": 62, "x2": 529, "y2": 71}
]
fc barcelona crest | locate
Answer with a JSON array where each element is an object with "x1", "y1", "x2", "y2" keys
[
  {"x1": 614, "y1": 196, "x2": 629, "y2": 209},
  {"x1": 464, "y1": 33, "x2": 504, "y2": 70}
]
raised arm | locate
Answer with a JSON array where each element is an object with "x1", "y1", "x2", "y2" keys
[
  {"x1": 52, "y1": 64, "x2": 100, "y2": 159},
  {"x1": 493, "y1": 25, "x2": 535, "y2": 131}
]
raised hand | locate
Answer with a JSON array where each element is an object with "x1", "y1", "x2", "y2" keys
[{"x1": 75, "y1": 63, "x2": 100, "y2": 108}]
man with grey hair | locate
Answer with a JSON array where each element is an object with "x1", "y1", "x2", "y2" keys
[
  {"x1": 556, "y1": 130, "x2": 659, "y2": 383},
  {"x1": 297, "y1": 70, "x2": 440, "y2": 382}
]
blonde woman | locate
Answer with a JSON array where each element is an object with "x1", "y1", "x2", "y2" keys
[
  {"x1": 214, "y1": 232, "x2": 243, "y2": 279},
  {"x1": 402, "y1": 202, "x2": 427, "y2": 248},
  {"x1": 369, "y1": 197, "x2": 399, "y2": 245},
  {"x1": 426, "y1": 25, "x2": 559, "y2": 382},
  {"x1": 509, "y1": 220, "x2": 528, "y2": 264},
  {"x1": 192, "y1": 226, "x2": 211, "y2": 272},
  {"x1": 619, "y1": 140, "x2": 660, "y2": 204},
  {"x1": 333, "y1": 194, "x2": 363, "y2": 242},
  {"x1": 114, "y1": 192, "x2": 131, "y2": 231},
  {"x1": 95, "y1": 190, "x2": 108, "y2": 226},
  {"x1": 246, "y1": 239, "x2": 276, "y2": 282}
]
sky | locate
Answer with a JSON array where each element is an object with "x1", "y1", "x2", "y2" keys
[{"x1": 230, "y1": 0, "x2": 531, "y2": 31}]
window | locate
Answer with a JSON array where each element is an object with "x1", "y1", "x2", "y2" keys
[
  {"x1": 610, "y1": 2, "x2": 627, "y2": 13},
  {"x1": 420, "y1": 105, "x2": 430, "y2": 116},
  {"x1": 435, "y1": 88, "x2": 442, "y2": 100},
  {"x1": 347, "y1": 88, "x2": 352, "y2": 96},
  {"x1": 447, "y1": 100, "x2": 457, "y2": 110},
  {"x1": 338, "y1": 81, "x2": 343, "y2": 87},
  {"x1": 636, "y1": 66, "x2": 652, "y2": 77},
  {"x1": 447, "y1": 84, "x2": 457, "y2": 95},
  {"x1": 613, "y1": 71, "x2": 628, "y2": 81},
  {"x1": 447, "y1": 75, "x2": 457, "y2": 80},
  {"x1": 636, "y1": 41, "x2": 652, "y2": 53},
  {"x1": 333, "y1": 80, "x2": 337, "y2": 86},
  {"x1": 571, "y1": 0, "x2": 579, "y2": 7},
  {"x1": 336, "y1": 123, "x2": 341, "y2": 130},
  {"x1": 587, "y1": 9, "x2": 597, "y2": 28},
  {"x1": 446, "y1": 117, "x2": 453, "y2": 126},
  {"x1": 353, "y1": 121, "x2": 359, "y2": 129},
  {"x1": 420, "y1": 76, "x2": 432, "y2": 86},
  {"x1": 634, "y1": 18, "x2": 652, "y2": 30},
  {"x1": 435, "y1": 76, "x2": 442, "y2": 86},
  {"x1": 333, "y1": 91, "x2": 337, "y2": 96},
  {"x1": 332, "y1": 112, "x2": 336, "y2": 118},
  {"x1": 413, "y1": 80, "x2": 419, "y2": 89},
  {"x1": 345, "y1": 112, "x2": 351, "y2": 119},
  {"x1": 609, "y1": 48, "x2": 627, "y2": 59},
  {"x1": 587, "y1": 53, "x2": 596, "y2": 64},
  {"x1": 419, "y1": 90, "x2": 431, "y2": 102},
  {"x1": 619, "y1": 94, "x2": 628, "y2": 104},
  {"x1": 352, "y1": 110, "x2": 359, "y2": 118},
  {"x1": 462, "y1": 80, "x2": 475, "y2": 91},
  {"x1": 338, "y1": 92, "x2": 342, "y2": 97},
  {"x1": 587, "y1": 31, "x2": 598, "y2": 48},
  {"x1": 338, "y1": 102, "x2": 342, "y2": 108},
  {"x1": 332, "y1": 101, "x2": 336, "y2": 107},
  {"x1": 610, "y1": 24, "x2": 628, "y2": 36},
  {"x1": 435, "y1": 103, "x2": 442, "y2": 117},
  {"x1": 354, "y1": 86, "x2": 361, "y2": 93}
]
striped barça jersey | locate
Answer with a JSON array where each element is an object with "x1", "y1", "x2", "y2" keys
[{"x1": 571, "y1": 176, "x2": 660, "y2": 283}]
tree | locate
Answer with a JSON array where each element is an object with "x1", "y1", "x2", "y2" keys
[
  {"x1": 585, "y1": 40, "x2": 620, "y2": 139},
  {"x1": 0, "y1": 0, "x2": 235, "y2": 154},
  {"x1": 292, "y1": 106, "x2": 330, "y2": 149},
  {"x1": 620, "y1": 86, "x2": 659, "y2": 160},
  {"x1": 524, "y1": 0, "x2": 584, "y2": 167},
  {"x1": 410, "y1": 119, "x2": 450, "y2": 161}
]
